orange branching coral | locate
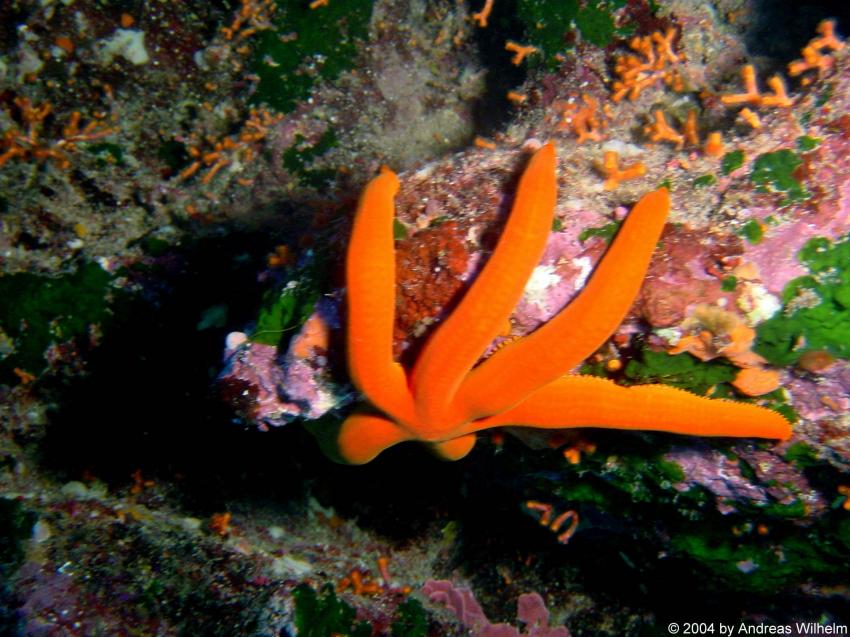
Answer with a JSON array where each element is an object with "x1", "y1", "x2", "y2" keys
[
  {"x1": 0, "y1": 97, "x2": 115, "y2": 170},
  {"x1": 720, "y1": 65, "x2": 793, "y2": 110},
  {"x1": 337, "y1": 557, "x2": 411, "y2": 595},
  {"x1": 683, "y1": 109, "x2": 699, "y2": 146},
  {"x1": 738, "y1": 106, "x2": 762, "y2": 129},
  {"x1": 562, "y1": 439, "x2": 596, "y2": 464},
  {"x1": 472, "y1": 0, "x2": 494, "y2": 27},
  {"x1": 595, "y1": 150, "x2": 646, "y2": 190},
  {"x1": 507, "y1": 90, "x2": 528, "y2": 104},
  {"x1": 644, "y1": 109, "x2": 685, "y2": 148},
  {"x1": 788, "y1": 19, "x2": 845, "y2": 83},
  {"x1": 556, "y1": 94, "x2": 605, "y2": 143},
  {"x1": 525, "y1": 501, "x2": 580, "y2": 544},
  {"x1": 177, "y1": 108, "x2": 283, "y2": 184},
  {"x1": 611, "y1": 27, "x2": 684, "y2": 102},
  {"x1": 720, "y1": 65, "x2": 759, "y2": 106},
  {"x1": 838, "y1": 485, "x2": 850, "y2": 511},
  {"x1": 221, "y1": 0, "x2": 276, "y2": 40},
  {"x1": 703, "y1": 131, "x2": 725, "y2": 157},
  {"x1": 209, "y1": 512, "x2": 233, "y2": 537},
  {"x1": 267, "y1": 244, "x2": 294, "y2": 268},
  {"x1": 337, "y1": 570, "x2": 383, "y2": 596},
  {"x1": 505, "y1": 40, "x2": 538, "y2": 65},
  {"x1": 642, "y1": 108, "x2": 724, "y2": 156},
  {"x1": 130, "y1": 469, "x2": 155, "y2": 495},
  {"x1": 668, "y1": 305, "x2": 781, "y2": 396}
]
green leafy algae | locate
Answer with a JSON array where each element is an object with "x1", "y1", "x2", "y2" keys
[
  {"x1": 250, "y1": 0, "x2": 374, "y2": 113},
  {"x1": 756, "y1": 235, "x2": 850, "y2": 365},
  {"x1": 693, "y1": 174, "x2": 717, "y2": 188},
  {"x1": 574, "y1": 2, "x2": 618, "y2": 46},
  {"x1": 252, "y1": 265, "x2": 323, "y2": 348},
  {"x1": 0, "y1": 498, "x2": 36, "y2": 572},
  {"x1": 721, "y1": 149, "x2": 745, "y2": 175},
  {"x1": 783, "y1": 441, "x2": 819, "y2": 469},
  {"x1": 749, "y1": 149, "x2": 810, "y2": 205},
  {"x1": 293, "y1": 584, "x2": 372, "y2": 637},
  {"x1": 0, "y1": 262, "x2": 113, "y2": 383},
  {"x1": 738, "y1": 219, "x2": 763, "y2": 245},
  {"x1": 517, "y1": 0, "x2": 625, "y2": 67},
  {"x1": 282, "y1": 130, "x2": 339, "y2": 189},
  {"x1": 87, "y1": 142, "x2": 124, "y2": 167},
  {"x1": 671, "y1": 517, "x2": 850, "y2": 593},
  {"x1": 796, "y1": 135, "x2": 822, "y2": 152},
  {"x1": 578, "y1": 221, "x2": 619, "y2": 243},
  {"x1": 721, "y1": 275, "x2": 738, "y2": 292},
  {"x1": 624, "y1": 348, "x2": 737, "y2": 396},
  {"x1": 393, "y1": 218, "x2": 409, "y2": 241},
  {"x1": 391, "y1": 597, "x2": 429, "y2": 637}
]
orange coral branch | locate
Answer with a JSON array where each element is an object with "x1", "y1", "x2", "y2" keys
[
  {"x1": 472, "y1": 0, "x2": 494, "y2": 27},
  {"x1": 595, "y1": 151, "x2": 647, "y2": 190},
  {"x1": 505, "y1": 40, "x2": 538, "y2": 65}
]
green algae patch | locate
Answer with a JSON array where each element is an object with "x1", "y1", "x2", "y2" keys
[
  {"x1": 294, "y1": 583, "x2": 371, "y2": 637},
  {"x1": 282, "y1": 130, "x2": 339, "y2": 189},
  {"x1": 721, "y1": 149, "x2": 745, "y2": 175},
  {"x1": 721, "y1": 275, "x2": 738, "y2": 292},
  {"x1": 391, "y1": 597, "x2": 429, "y2": 637},
  {"x1": 672, "y1": 518, "x2": 850, "y2": 594},
  {"x1": 749, "y1": 149, "x2": 810, "y2": 205},
  {"x1": 578, "y1": 221, "x2": 619, "y2": 243},
  {"x1": 738, "y1": 219, "x2": 763, "y2": 245},
  {"x1": 0, "y1": 262, "x2": 113, "y2": 383},
  {"x1": 624, "y1": 347, "x2": 737, "y2": 397},
  {"x1": 755, "y1": 235, "x2": 850, "y2": 366},
  {"x1": 517, "y1": 0, "x2": 625, "y2": 67},
  {"x1": 783, "y1": 441, "x2": 819, "y2": 469},
  {"x1": 693, "y1": 173, "x2": 717, "y2": 188},
  {"x1": 251, "y1": 253, "x2": 328, "y2": 348},
  {"x1": 0, "y1": 498, "x2": 36, "y2": 572},
  {"x1": 796, "y1": 135, "x2": 822, "y2": 152},
  {"x1": 250, "y1": 0, "x2": 373, "y2": 113}
]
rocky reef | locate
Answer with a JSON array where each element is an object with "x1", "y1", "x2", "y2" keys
[{"x1": 1, "y1": 0, "x2": 849, "y2": 634}]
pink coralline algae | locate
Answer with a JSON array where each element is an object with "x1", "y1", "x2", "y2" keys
[
  {"x1": 665, "y1": 446, "x2": 770, "y2": 514},
  {"x1": 423, "y1": 579, "x2": 570, "y2": 637},
  {"x1": 218, "y1": 298, "x2": 351, "y2": 428}
]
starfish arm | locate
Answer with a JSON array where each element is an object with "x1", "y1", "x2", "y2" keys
[
  {"x1": 337, "y1": 411, "x2": 414, "y2": 464},
  {"x1": 455, "y1": 188, "x2": 670, "y2": 421},
  {"x1": 463, "y1": 375, "x2": 792, "y2": 440},
  {"x1": 346, "y1": 168, "x2": 416, "y2": 426},
  {"x1": 430, "y1": 434, "x2": 478, "y2": 460},
  {"x1": 410, "y1": 143, "x2": 557, "y2": 429}
]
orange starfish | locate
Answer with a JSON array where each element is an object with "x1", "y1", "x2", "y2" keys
[{"x1": 339, "y1": 143, "x2": 791, "y2": 463}]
